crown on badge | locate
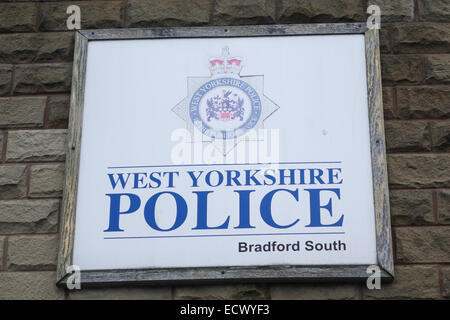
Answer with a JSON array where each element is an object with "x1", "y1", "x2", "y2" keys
[{"x1": 209, "y1": 46, "x2": 242, "y2": 76}]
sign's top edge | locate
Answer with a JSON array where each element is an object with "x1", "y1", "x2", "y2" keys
[{"x1": 77, "y1": 23, "x2": 369, "y2": 40}]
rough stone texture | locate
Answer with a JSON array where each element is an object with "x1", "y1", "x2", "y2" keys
[
  {"x1": 6, "y1": 129, "x2": 66, "y2": 162},
  {"x1": 387, "y1": 154, "x2": 450, "y2": 188},
  {"x1": 437, "y1": 190, "x2": 450, "y2": 224},
  {"x1": 389, "y1": 190, "x2": 434, "y2": 226},
  {"x1": 0, "y1": 33, "x2": 74, "y2": 64},
  {"x1": 0, "y1": 96, "x2": 46, "y2": 128},
  {"x1": 7, "y1": 234, "x2": 58, "y2": 271},
  {"x1": 393, "y1": 23, "x2": 450, "y2": 54},
  {"x1": 0, "y1": 3, "x2": 36, "y2": 33},
  {"x1": 424, "y1": 55, "x2": 450, "y2": 84},
  {"x1": 69, "y1": 287, "x2": 172, "y2": 300},
  {"x1": 127, "y1": 0, "x2": 211, "y2": 27},
  {"x1": 29, "y1": 163, "x2": 65, "y2": 198},
  {"x1": 397, "y1": 86, "x2": 450, "y2": 119},
  {"x1": 0, "y1": 165, "x2": 27, "y2": 200},
  {"x1": 368, "y1": 0, "x2": 415, "y2": 22},
  {"x1": 0, "y1": 272, "x2": 64, "y2": 299},
  {"x1": 431, "y1": 121, "x2": 450, "y2": 151},
  {"x1": 396, "y1": 227, "x2": 450, "y2": 263},
  {"x1": 0, "y1": 237, "x2": 4, "y2": 269},
  {"x1": 418, "y1": 0, "x2": 450, "y2": 22},
  {"x1": 381, "y1": 55, "x2": 423, "y2": 84},
  {"x1": 0, "y1": 131, "x2": 3, "y2": 156},
  {"x1": 379, "y1": 27, "x2": 391, "y2": 54},
  {"x1": 0, "y1": 0, "x2": 448, "y2": 301},
  {"x1": 175, "y1": 284, "x2": 266, "y2": 300},
  {"x1": 384, "y1": 121, "x2": 430, "y2": 152},
  {"x1": 38, "y1": 1, "x2": 123, "y2": 31},
  {"x1": 277, "y1": 0, "x2": 364, "y2": 23},
  {"x1": 47, "y1": 95, "x2": 70, "y2": 128},
  {"x1": 213, "y1": 0, "x2": 276, "y2": 25},
  {"x1": 270, "y1": 283, "x2": 360, "y2": 300},
  {"x1": 0, "y1": 199, "x2": 59, "y2": 234},
  {"x1": 13, "y1": 63, "x2": 72, "y2": 94},
  {"x1": 362, "y1": 265, "x2": 440, "y2": 299},
  {"x1": 382, "y1": 87, "x2": 395, "y2": 119},
  {"x1": 443, "y1": 266, "x2": 450, "y2": 298},
  {"x1": 0, "y1": 65, "x2": 12, "y2": 96}
]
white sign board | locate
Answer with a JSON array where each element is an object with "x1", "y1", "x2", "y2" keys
[{"x1": 58, "y1": 24, "x2": 393, "y2": 285}]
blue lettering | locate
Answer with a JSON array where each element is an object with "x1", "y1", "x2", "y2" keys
[
  {"x1": 104, "y1": 193, "x2": 141, "y2": 232},
  {"x1": 305, "y1": 188, "x2": 344, "y2": 227},
  {"x1": 192, "y1": 191, "x2": 230, "y2": 229},
  {"x1": 260, "y1": 188, "x2": 300, "y2": 229},
  {"x1": 144, "y1": 192, "x2": 187, "y2": 231},
  {"x1": 107, "y1": 173, "x2": 131, "y2": 190},
  {"x1": 234, "y1": 190, "x2": 256, "y2": 229}
]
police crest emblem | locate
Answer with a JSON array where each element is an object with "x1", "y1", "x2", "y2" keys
[{"x1": 172, "y1": 46, "x2": 279, "y2": 155}]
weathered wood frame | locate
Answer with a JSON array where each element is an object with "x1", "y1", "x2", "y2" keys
[{"x1": 56, "y1": 23, "x2": 394, "y2": 287}]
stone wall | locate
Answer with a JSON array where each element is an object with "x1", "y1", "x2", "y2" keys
[{"x1": 0, "y1": 0, "x2": 449, "y2": 300}]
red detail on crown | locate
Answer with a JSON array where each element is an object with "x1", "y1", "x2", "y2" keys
[
  {"x1": 228, "y1": 59, "x2": 241, "y2": 66},
  {"x1": 209, "y1": 47, "x2": 242, "y2": 76},
  {"x1": 210, "y1": 59, "x2": 224, "y2": 67}
]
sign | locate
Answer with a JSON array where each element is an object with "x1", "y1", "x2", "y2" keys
[{"x1": 57, "y1": 24, "x2": 394, "y2": 286}]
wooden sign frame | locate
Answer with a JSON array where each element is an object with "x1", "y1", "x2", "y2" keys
[{"x1": 56, "y1": 23, "x2": 394, "y2": 287}]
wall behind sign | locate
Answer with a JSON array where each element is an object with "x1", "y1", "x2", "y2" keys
[{"x1": 0, "y1": 0, "x2": 449, "y2": 300}]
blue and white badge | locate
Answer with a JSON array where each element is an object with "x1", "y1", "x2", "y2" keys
[
  {"x1": 172, "y1": 47, "x2": 279, "y2": 153},
  {"x1": 189, "y1": 77, "x2": 262, "y2": 140}
]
